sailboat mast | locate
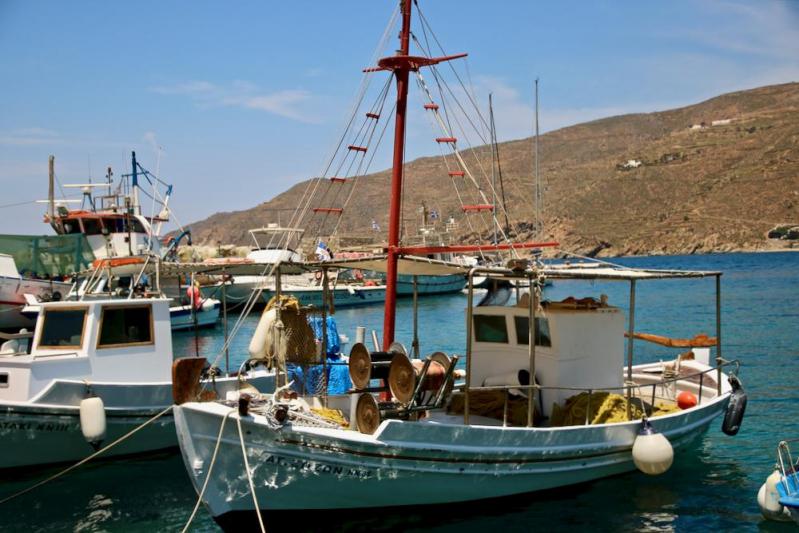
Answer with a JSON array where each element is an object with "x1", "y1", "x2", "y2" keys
[
  {"x1": 382, "y1": 0, "x2": 413, "y2": 349},
  {"x1": 534, "y1": 78, "x2": 541, "y2": 238}
]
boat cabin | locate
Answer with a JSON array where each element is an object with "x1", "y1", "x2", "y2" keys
[
  {"x1": 51, "y1": 210, "x2": 158, "y2": 259},
  {"x1": 0, "y1": 298, "x2": 172, "y2": 403},
  {"x1": 470, "y1": 297, "x2": 624, "y2": 418}
]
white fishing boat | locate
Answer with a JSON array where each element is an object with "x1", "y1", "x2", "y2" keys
[
  {"x1": 200, "y1": 225, "x2": 387, "y2": 309},
  {"x1": 0, "y1": 296, "x2": 273, "y2": 470},
  {"x1": 170, "y1": 2, "x2": 748, "y2": 529}
]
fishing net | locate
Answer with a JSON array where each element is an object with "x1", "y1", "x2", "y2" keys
[
  {"x1": 264, "y1": 295, "x2": 318, "y2": 366},
  {"x1": 549, "y1": 392, "x2": 681, "y2": 427},
  {"x1": 0, "y1": 234, "x2": 94, "y2": 277},
  {"x1": 448, "y1": 390, "x2": 535, "y2": 427}
]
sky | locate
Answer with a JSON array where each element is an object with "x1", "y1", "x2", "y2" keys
[{"x1": 0, "y1": 0, "x2": 797, "y2": 235}]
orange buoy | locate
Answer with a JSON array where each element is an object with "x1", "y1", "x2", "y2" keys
[
  {"x1": 677, "y1": 391, "x2": 698, "y2": 409},
  {"x1": 187, "y1": 285, "x2": 202, "y2": 310}
]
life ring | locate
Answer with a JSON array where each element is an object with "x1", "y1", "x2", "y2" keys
[
  {"x1": 721, "y1": 374, "x2": 747, "y2": 436},
  {"x1": 353, "y1": 269, "x2": 364, "y2": 281}
]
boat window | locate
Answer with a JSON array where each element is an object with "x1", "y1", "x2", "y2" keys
[
  {"x1": 513, "y1": 316, "x2": 552, "y2": 347},
  {"x1": 61, "y1": 219, "x2": 83, "y2": 234},
  {"x1": 473, "y1": 314, "x2": 509, "y2": 343},
  {"x1": 124, "y1": 218, "x2": 146, "y2": 234},
  {"x1": 38, "y1": 308, "x2": 88, "y2": 348},
  {"x1": 97, "y1": 305, "x2": 154, "y2": 348},
  {"x1": 81, "y1": 218, "x2": 103, "y2": 235},
  {"x1": 0, "y1": 373, "x2": 8, "y2": 388}
]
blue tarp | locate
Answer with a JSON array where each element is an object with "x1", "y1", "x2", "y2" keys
[
  {"x1": 308, "y1": 316, "x2": 341, "y2": 357},
  {"x1": 286, "y1": 315, "x2": 351, "y2": 395}
]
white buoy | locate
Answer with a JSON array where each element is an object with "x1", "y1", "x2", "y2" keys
[
  {"x1": 248, "y1": 307, "x2": 277, "y2": 359},
  {"x1": 758, "y1": 468, "x2": 792, "y2": 521},
  {"x1": 632, "y1": 418, "x2": 674, "y2": 475},
  {"x1": 79, "y1": 396, "x2": 106, "y2": 449}
]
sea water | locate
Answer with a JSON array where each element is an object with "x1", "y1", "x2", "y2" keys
[{"x1": 1, "y1": 252, "x2": 797, "y2": 531}]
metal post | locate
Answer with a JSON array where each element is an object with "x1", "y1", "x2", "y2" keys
[
  {"x1": 222, "y1": 267, "x2": 229, "y2": 376},
  {"x1": 715, "y1": 274, "x2": 722, "y2": 395},
  {"x1": 321, "y1": 267, "x2": 329, "y2": 405},
  {"x1": 464, "y1": 269, "x2": 475, "y2": 425},
  {"x1": 527, "y1": 272, "x2": 536, "y2": 427},
  {"x1": 191, "y1": 272, "x2": 199, "y2": 358},
  {"x1": 275, "y1": 266, "x2": 283, "y2": 390},
  {"x1": 626, "y1": 279, "x2": 636, "y2": 420},
  {"x1": 412, "y1": 275, "x2": 419, "y2": 358}
]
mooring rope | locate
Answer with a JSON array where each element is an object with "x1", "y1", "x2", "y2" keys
[
  {"x1": 181, "y1": 409, "x2": 234, "y2": 533},
  {"x1": 237, "y1": 415, "x2": 267, "y2": 533},
  {"x1": 0, "y1": 404, "x2": 174, "y2": 505}
]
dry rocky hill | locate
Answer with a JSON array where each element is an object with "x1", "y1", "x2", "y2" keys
[{"x1": 186, "y1": 82, "x2": 799, "y2": 258}]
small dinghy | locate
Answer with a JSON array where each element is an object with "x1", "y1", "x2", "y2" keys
[{"x1": 758, "y1": 439, "x2": 799, "y2": 523}]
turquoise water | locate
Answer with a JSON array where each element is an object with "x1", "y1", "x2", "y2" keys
[{"x1": 1, "y1": 252, "x2": 797, "y2": 531}]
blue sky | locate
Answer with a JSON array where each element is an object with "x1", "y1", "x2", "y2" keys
[{"x1": 1, "y1": 0, "x2": 797, "y2": 234}]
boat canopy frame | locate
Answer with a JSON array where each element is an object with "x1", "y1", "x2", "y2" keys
[{"x1": 462, "y1": 263, "x2": 726, "y2": 427}]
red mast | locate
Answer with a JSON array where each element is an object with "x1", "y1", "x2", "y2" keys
[
  {"x1": 375, "y1": 0, "x2": 468, "y2": 349},
  {"x1": 382, "y1": 0, "x2": 413, "y2": 350}
]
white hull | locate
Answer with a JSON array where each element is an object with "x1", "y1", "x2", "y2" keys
[
  {"x1": 397, "y1": 273, "x2": 466, "y2": 295},
  {"x1": 203, "y1": 277, "x2": 387, "y2": 308},
  {"x1": 0, "y1": 371, "x2": 274, "y2": 470},
  {"x1": 0, "y1": 275, "x2": 71, "y2": 330},
  {"x1": 174, "y1": 385, "x2": 730, "y2": 518}
]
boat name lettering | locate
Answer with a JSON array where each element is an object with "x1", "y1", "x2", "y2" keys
[
  {"x1": 0, "y1": 421, "x2": 76, "y2": 432},
  {"x1": 263, "y1": 454, "x2": 372, "y2": 479}
]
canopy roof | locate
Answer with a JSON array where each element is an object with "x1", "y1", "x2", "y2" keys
[
  {"x1": 539, "y1": 264, "x2": 721, "y2": 281},
  {"x1": 304, "y1": 254, "x2": 470, "y2": 276}
]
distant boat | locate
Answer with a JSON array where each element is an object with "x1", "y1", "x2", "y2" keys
[
  {"x1": 199, "y1": 225, "x2": 388, "y2": 309},
  {"x1": 0, "y1": 251, "x2": 74, "y2": 330}
]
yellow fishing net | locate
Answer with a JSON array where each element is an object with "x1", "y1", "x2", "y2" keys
[
  {"x1": 549, "y1": 391, "x2": 681, "y2": 427},
  {"x1": 310, "y1": 407, "x2": 349, "y2": 428}
]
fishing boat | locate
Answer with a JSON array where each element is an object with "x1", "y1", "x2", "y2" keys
[
  {"x1": 0, "y1": 296, "x2": 272, "y2": 470},
  {"x1": 171, "y1": 2, "x2": 747, "y2": 528},
  {"x1": 199, "y1": 225, "x2": 387, "y2": 309},
  {"x1": 0, "y1": 252, "x2": 73, "y2": 330}
]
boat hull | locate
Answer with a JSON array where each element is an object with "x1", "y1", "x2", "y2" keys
[
  {"x1": 174, "y1": 391, "x2": 729, "y2": 518},
  {"x1": 0, "y1": 371, "x2": 274, "y2": 470},
  {"x1": 397, "y1": 273, "x2": 466, "y2": 295},
  {"x1": 202, "y1": 278, "x2": 387, "y2": 308},
  {"x1": 170, "y1": 301, "x2": 221, "y2": 331}
]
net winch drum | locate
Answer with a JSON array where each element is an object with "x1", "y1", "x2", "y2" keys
[
  {"x1": 355, "y1": 393, "x2": 382, "y2": 435},
  {"x1": 348, "y1": 342, "x2": 407, "y2": 390},
  {"x1": 388, "y1": 351, "x2": 451, "y2": 404}
]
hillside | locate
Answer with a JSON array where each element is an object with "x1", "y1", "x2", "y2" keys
[{"x1": 187, "y1": 82, "x2": 799, "y2": 257}]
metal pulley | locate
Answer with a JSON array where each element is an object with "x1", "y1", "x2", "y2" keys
[
  {"x1": 388, "y1": 351, "x2": 450, "y2": 404},
  {"x1": 348, "y1": 342, "x2": 407, "y2": 390}
]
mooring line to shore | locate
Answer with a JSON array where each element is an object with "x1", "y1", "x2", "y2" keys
[
  {"x1": 181, "y1": 409, "x2": 234, "y2": 533},
  {"x1": 0, "y1": 405, "x2": 174, "y2": 506}
]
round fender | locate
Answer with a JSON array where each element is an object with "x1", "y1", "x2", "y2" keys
[{"x1": 722, "y1": 374, "x2": 747, "y2": 436}]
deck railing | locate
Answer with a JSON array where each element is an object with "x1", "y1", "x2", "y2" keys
[{"x1": 460, "y1": 359, "x2": 740, "y2": 427}]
